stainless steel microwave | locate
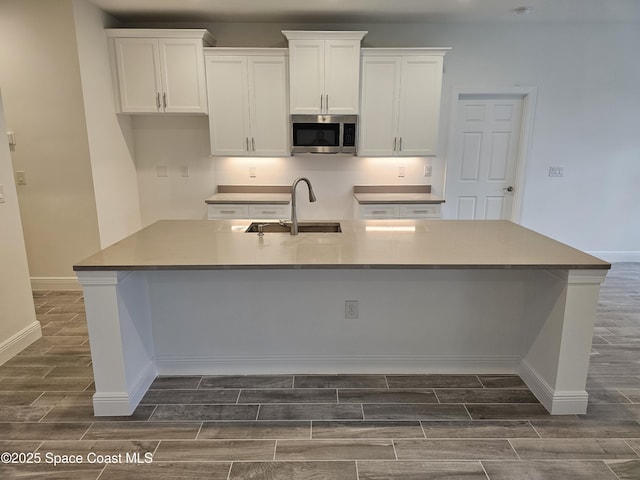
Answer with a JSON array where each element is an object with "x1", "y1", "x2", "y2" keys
[{"x1": 290, "y1": 115, "x2": 357, "y2": 154}]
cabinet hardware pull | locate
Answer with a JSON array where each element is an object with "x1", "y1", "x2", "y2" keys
[
  {"x1": 220, "y1": 210, "x2": 235, "y2": 214},
  {"x1": 163, "y1": 92, "x2": 167, "y2": 109},
  {"x1": 320, "y1": 94, "x2": 323, "y2": 112},
  {"x1": 399, "y1": 137, "x2": 403, "y2": 151},
  {"x1": 262, "y1": 211, "x2": 276, "y2": 214},
  {"x1": 325, "y1": 94, "x2": 329, "y2": 112},
  {"x1": 413, "y1": 210, "x2": 429, "y2": 214},
  {"x1": 252, "y1": 137, "x2": 255, "y2": 152},
  {"x1": 393, "y1": 137, "x2": 397, "y2": 151},
  {"x1": 372, "y1": 210, "x2": 386, "y2": 214},
  {"x1": 245, "y1": 138, "x2": 249, "y2": 151},
  {"x1": 156, "y1": 92, "x2": 161, "y2": 110}
]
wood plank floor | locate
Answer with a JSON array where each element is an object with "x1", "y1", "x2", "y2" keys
[{"x1": 1, "y1": 263, "x2": 639, "y2": 479}]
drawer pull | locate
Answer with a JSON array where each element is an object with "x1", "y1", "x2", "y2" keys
[
  {"x1": 371, "y1": 210, "x2": 387, "y2": 214},
  {"x1": 413, "y1": 210, "x2": 430, "y2": 214},
  {"x1": 220, "y1": 210, "x2": 236, "y2": 214},
  {"x1": 261, "y1": 210, "x2": 277, "y2": 214}
]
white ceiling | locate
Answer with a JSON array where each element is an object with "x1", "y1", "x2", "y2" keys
[{"x1": 89, "y1": 0, "x2": 640, "y2": 24}]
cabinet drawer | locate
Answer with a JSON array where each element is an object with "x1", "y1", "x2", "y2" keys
[
  {"x1": 248, "y1": 204, "x2": 289, "y2": 219},
  {"x1": 207, "y1": 204, "x2": 249, "y2": 219},
  {"x1": 359, "y1": 204, "x2": 399, "y2": 219},
  {"x1": 399, "y1": 204, "x2": 441, "y2": 218}
]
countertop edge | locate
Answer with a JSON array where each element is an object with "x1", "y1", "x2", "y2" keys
[{"x1": 74, "y1": 263, "x2": 611, "y2": 272}]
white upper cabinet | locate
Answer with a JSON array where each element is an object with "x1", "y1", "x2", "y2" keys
[
  {"x1": 107, "y1": 29, "x2": 215, "y2": 114},
  {"x1": 205, "y1": 49, "x2": 289, "y2": 157},
  {"x1": 359, "y1": 48, "x2": 449, "y2": 156},
  {"x1": 283, "y1": 31, "x2": 367, "y2": 115}
]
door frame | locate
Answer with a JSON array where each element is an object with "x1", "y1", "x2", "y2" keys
[{"x1": 443, "y1": 86, "x2": 537, "y2": 223}]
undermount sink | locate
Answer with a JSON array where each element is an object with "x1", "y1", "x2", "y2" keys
[{"x1": 245, "y1": 221, "x2": 342, "y2": 233}]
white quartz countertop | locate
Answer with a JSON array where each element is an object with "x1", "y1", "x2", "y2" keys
[
  {"x1": 74, "y1": 220, "x2": 610, "y2": 271},
  {"x1": 205, "y1": 193, "x2": 291, "y2": 204},
  {"x1": 354, "y1": 192, "x2": 445, "y2": 204}
]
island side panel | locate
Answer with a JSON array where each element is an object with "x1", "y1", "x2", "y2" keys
[
  {"x1": 147, "y1": 269, "x2": 527, "y2": 375},
  {"x1": 77, "y1": 270, "x2": 157, "y2": 416},
  {"x1": 520, "y1": 269, "x2": 608, "y2": 414}
]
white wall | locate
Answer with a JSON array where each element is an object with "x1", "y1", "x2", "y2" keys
[
  {"x1": 0, "y1": 0, "x2": 102, "y2": 285},
  {"x1": 72, "y1": 0, "x2": 142, "y2": 248},
  {"x1": 0, "y1": 92, "x2": 40, "y2": 364},
  {"x1": 130, "y1": 21, "x2": 640, "y2": 259}
]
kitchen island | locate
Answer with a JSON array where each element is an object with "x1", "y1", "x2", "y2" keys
[{"x1": 74, "y1": 219, "x2": 609, "y2": 416}]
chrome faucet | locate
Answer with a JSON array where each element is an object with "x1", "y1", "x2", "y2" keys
[{"x1": 290, "y1": 177, "x2": 316, "y2": 235}]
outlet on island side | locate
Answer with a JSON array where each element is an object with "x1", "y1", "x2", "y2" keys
[{"x1": 345, "y1": 300, "x2": 359, "y2": 319}]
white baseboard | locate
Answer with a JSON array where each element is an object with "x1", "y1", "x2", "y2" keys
[
  {"x1": 0, "y1": 321, "x2": 42, "y2": 366},
  {"x1": 587, "y1": 251, "x2": 640, "y2": 263},
  {"x1": 31, "y1": 276, "x2": 81, "y2": 291},
  {"x1": 519, "y1": 360, "x2": 588, "y2": 415},
  {"x1": 156, "y1": 354, "x2": 521, "y2": 375},
  {"x1": 92, "y1": 361, "x2": 157, "y2": 416}
]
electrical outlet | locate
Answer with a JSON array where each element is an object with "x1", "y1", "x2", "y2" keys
[
  {"x1": 398, "y1": 166, "x2": 405, "y2": 178},
  {"x1": 16, "y1": 171, "x2": 26, "y2": 185},
  {"x1": 424, "y1": 165, "x2": 433, "y2": 177},
  {"x1": 345, "y1": 300, "x2": 359, "y2": 319},
  {"x1": 249, "y1": 166, "x2": 256, "y2": 178}
]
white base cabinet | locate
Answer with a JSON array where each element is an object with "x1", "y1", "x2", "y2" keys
[
  {"x1": 359, "y1": 48, "x2": 448, "y2": 156},
  {"x1": 107, "y1": 29, "x2": 214, "y2": 114},
  {"x1": 207, "y1": 203, "x2": 290, "y2": 220},
  {"x1": 205, "y1": 49, "x2": 289, "y2": 157},
  {"x1": 358, "y1": 203, "x2": 442, "y2": 219}
]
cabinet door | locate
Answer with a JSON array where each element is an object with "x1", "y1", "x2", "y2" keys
[
  {"x1": 324, "y1": 40, "x2": 361, "y2": 115},
  {"x1": 159, "y1": 39, "x2": 208, "y2": 114},
  {"x1": 205, "y1": 56, "x2": 251, "y2": 156},
  {"x1": 114, "y1": 38, "x2": 162, "y2": 113},
  {"x1": 358, "y1": 56, "x2": 401, "y2": 156},
  {"x1": 287, "y1": 40, "x2": 324, "y2": 114},
  {"x1": 397, "y1": 56, "x2": 444, "y2": 156},
  {"x1": 248, "y1": 56, "x2": 289, "y2": 156}
]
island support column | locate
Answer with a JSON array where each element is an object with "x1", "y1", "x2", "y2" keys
[
  {"x1": 520, "y1": 269, "x2": 608, "y2": 414},
  {"x1": 76, "y1": 270, "x2": 157, "y2": 416}
]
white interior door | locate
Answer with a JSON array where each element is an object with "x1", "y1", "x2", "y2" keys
[{"x1": 445, "y1": 94, "x2": 524, "y2": 220}]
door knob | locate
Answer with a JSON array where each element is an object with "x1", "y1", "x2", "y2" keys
[{"x1": 502, "y1": 186, "x2": 514, "y2": 192}]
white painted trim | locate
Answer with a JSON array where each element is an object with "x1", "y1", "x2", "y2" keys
[
  {"x1": 31, "y1": 277, "x2": 81, "y2": 291},
  {"x1": 519, "y1": 359, "x2": 588, "y2": 415},
  {"x1": 0, "y1": 321, "x2": 42, "y2": 366},
  {"x1": 92, "y1": 360, "x2": 156, "y2": 416},
  {"x1": 361, "y1": 47, "x2": 450, "y2": 57},
  {"x1": 282, "y1": 30, "x2": 368, "y2": 41},
  {"x1": 156, "y1": 354, "x2": 521, "y2": 375},
  {"x1": 587, "y1": 251, "x2": 640, "y2": 263},
  {"x1": 567, "y1": 269, "x2": 609, "y2": 285},
  {"x1": 204, "y1": 47, "x2": 288, "y2": 57},
  {"x1": 443, "y1": 86, "x2": 538, "y2": 224}
]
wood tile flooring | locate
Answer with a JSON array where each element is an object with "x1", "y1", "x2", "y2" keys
[{"x1": 1, "y1": 263, "x2": 639, "y2": 479}]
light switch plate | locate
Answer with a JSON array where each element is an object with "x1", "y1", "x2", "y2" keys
[
  {"x1": 16, "y1": 171, "x2": 26, "y2": 185},
  {"x1": 398, "y1": 166, "x2": 405, "y2": 178},
  {"x1": 549, "y1": 166, "x2": 565, "y2": 177}
]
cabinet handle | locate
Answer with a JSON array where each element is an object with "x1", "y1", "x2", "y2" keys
[
  {"x1": 320, "y1": 94, "x2": 323, "y2": 112},
  {"x1": 393, "y1": 137, "x2": 397, "y2": 151},
  {"x1": 372, "y1": 210, "x2": 387, "y2": 214},
  {"x1": 245, "y1": 138, "x2": 249, "y2": 151},
  {"x1": 325, "y1": 94, "x2": 329, "y2": 112},
  {"x1": 413, "y1": 210, "x2": 429, "y2": 214},
  {"x1": 220, "y1": 210, "x2": 236, "y2": 214},
  {"x1": 163, "y1": 92, "x2": 167, "y2": 109},
  {"x1": 262, "y1": 210, "x2": 277, "y2": 214},
  {"x1": 156, "y1": 92, "x2": 161, "y2": 110},
  {"x1": 399, "y1": 137, "x2": 403, "y2": 151},
  {"x1": 252, "y1": 137, "x2": 255, "y2": 152}
]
